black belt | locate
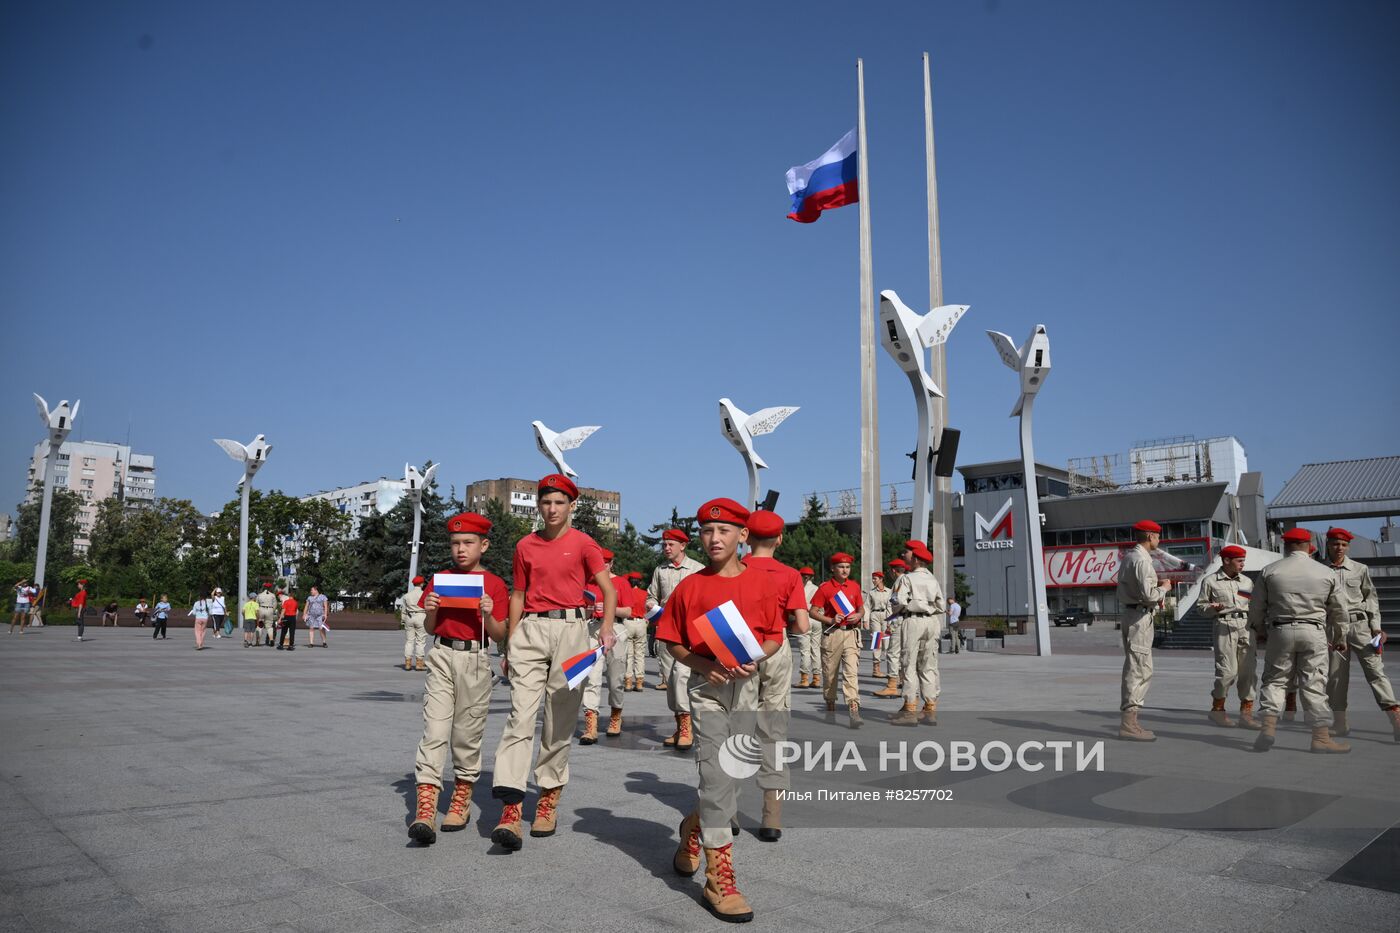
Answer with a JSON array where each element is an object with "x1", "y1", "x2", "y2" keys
[
  {"x1": 534, "y1": 607, "x2": 586, "y2": 621},
  {"x1": 437, "y1": 636, "x2": 483, "y2": 651}
]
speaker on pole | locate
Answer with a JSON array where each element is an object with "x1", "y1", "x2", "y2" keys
[{"x1": 933, "y1": 427, "x2": 960, "y2": 478}]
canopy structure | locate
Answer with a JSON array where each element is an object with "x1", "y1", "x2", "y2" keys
[{"x1": 1268, "y1": 456, "x2": 1400, "y2": 523}]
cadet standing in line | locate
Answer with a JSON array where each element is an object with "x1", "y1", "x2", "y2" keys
[
  {"x1": 399, "y1": 575, "x2": 428, "y2": 671},
  {"x1": 1249, "y1": 527, "x2": 1350, "y2": 753},
  {"x1": 865, "y1": 570, "x2": 891, "y2": 677},
  {"x1": 660, "y1": 498, "x2": 785, "y2": 924},
  {"x1": 1116, "y1": 520, "x2": 1169, "y2": 741},
  {"x1": 793, "y1": 567, "x2": 819, "y2": 688},
  {"x1": 255, "y1": 582, "x2": 278, "y2": 647},
  {"x1": 890, "y1": 541, "x2": 944, "y2": 726},
  {"x1": 622, "y1": 571, "x2": 649, "y2": 690},
  {"x1": 648, "y1": 529, "x2": 704, "y2": 750},
  {"x1": 1201, "y1": 544, "x2": 1260, "y2": 729},
  {"x1": 740, "y1": 509, "x2": 809, "y2": 841},
  {"x1": 875, "y1": 559, "x2": 908, "y2": 698},
  {"x1": 408, "y1": 512, "x2": 511, "y2": 845},
  {"x1": 1323, "y1": 527, "x2": 1400, "y2": 741},
  {"x1": 579, "y1": 549, "x2": 631, "y2": 743},
  {"x1": 490, "y1": 474, "x2": 615, "y2": 851},
  {"x1": 810, "y1": 552, "x2": 866, "y2": 727}
]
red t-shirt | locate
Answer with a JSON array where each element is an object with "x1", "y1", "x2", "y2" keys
[
  {"x1": 630, "y1": 584, "x2": 648, "y2": 619},
  {"x1": 71, "y1": 590, "x2": 87, "y2": 608},
  {"x1": 419, "y1": 567, "x2": 509, "y2": 641},
  {"x1": 610, "y1": 575, "x2": 633, "y2": 620},
  {"x1": 512, "y1": 528, "x2": 606, "y2": 613},
  {"x1": 654, "y1": 565, "x2": 784, "y2": 661},
  {"x1": 282, "y1": 597, "x2": 298, "y2": 617},
  {"x1": 743, "y1": 556, "x2": 808, "y2": 621},
  {"x1": 812, "y1": 578, "x2": 863, "y2": 625}
]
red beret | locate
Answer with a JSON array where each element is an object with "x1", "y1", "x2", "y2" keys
[
  {"x1": 1282, "y1": 528, "x2": 1312, "y2": 543},
  {"x1": 888, "y1": 558, "x2": 908, "y2": 569},
  {"x1": 830, "y1": 552, "x2": 854, "y2": 565},
  {"x1": 903, "y1": 539, "x2": 928, "y2": 553},
  {"x1": 1133, "y1": 520, "x2": 1162, "y2": 533},
  {"x1": 746, "y1": 510, "x2": 785, "y2": 538},
  {"x1": 446, "y1": 512, "x2": 492, "y2": 535},
  {"x1": 1326, "y1": 528, "x2": 1354, "y2": 542},
  {"x1": 538, "y1": 473, "x2": 578, "y2": 500},
  {"x1": 1219, "y1": 545, "x2": 1246, "y2": 559},
  {"x1": 697, "y1": 497, "x2": 749, "y2": 527},
  {"x1": 662, "y1": 528, "x2": 689, "y2": 544},
  {"x1": 263, "y1": 582, "x2": 272, "y2": 588},
  {"x1": 412, "y1": 575, "x2": 425, "y2": 585},
  {"x1": 600, "y1": 548, "x2": 614, "y2": 560},
  {"x1": 626, "y1": 571, "x2": 643, "y2": 581},
  {"x1": 871, "y1": 570, "x2": 884, "y2": 578},
  {"x1": 905, "y1": 540, "x2": 934, "y2": 563},
  {"x1": 799, "y1": 566, "x2": 815, "y2": 576}
]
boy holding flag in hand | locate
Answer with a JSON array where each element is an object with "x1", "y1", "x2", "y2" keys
[
  {"x1": 579, "y1": 548, "x2": 631, "y2": 742},
  {"x1": 811, "y1": 553, "x2": 866, "y2": 726},
  {"x1": 658, "y1": 498, "x2": 785, "y2": 923},
  {"x1": 408, "y1": 512, "x2": 509, "y2": 845}
]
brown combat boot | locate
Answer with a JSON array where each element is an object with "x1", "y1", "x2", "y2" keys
[
  {"x1": 1310, "y1": 724, "x2": 1351, "y2": 754},
  {"x1": 440, "y1": 781, "x2": 472, "y2": 832},
  {"x1": 1252, "y1": 713, "x2": 1279, "y2": 752},
  {"x1": 848, "y1": 701, "x2": 863, "y2": 729},
  {"x1": 891, "y1": 701, "x2": 921, "y2": 726},
  {"x1": 874, "y1": 677, "x2": 901, "y2": 698},
  {"x1": 872, "y1": 661, "x2": 883, "y2": 678},
  {"x1": 491, "y1": 802, "x2": 524, "y2": 850},
  {"x1": 415, "y1": 657, "x2": 426, "y2": 672},
  {"x1": 797, "y1": 673, "x2": 811, "y2": 688},
  {"x1": 531, "y1": 785, "x2": 563, "y2": 836},
  {"x1": 403, "y1": 657, "x2": 412, "y2": 671},
  {"x1": 408, "y1": 783, "x2": 438, "y2": 845},
  {"x1": 1284, "y1": 691, "x2": 1297, "y2": 721},
  {"x1": 579, "y1": 710, "x2": 599, "y2": 745},
  {"x1": 921, "y1": 700, "x2": 938, "y2": 725},
  {"x1": 1387, "y1": 706, "x2": 1400, "y2": 743},
  {"x1": 1333, "y1": 710, "x2": 1349, "y2": 736},
  {"x1": 654, "y1": 679, "x2": 667, "y2": 690},
  {"x1": 1118, "y1": 709, "x2": 1156, "y2": 742},
  {"x1": 606, "y1": 707, "x2": 623, "y2": 737},
  {"x1": 676, "y1": 712, "x2": 694, "y2": 751},
  {"x1": 758, "y1": 790, "x2": 782, "y2": 842},
  {"x1": 1208, "y1": 697, "x2": 1233, "y2": 727},
  {"x1": 663, "y1": 712, "x2": 681, "y2": 747},
  {"x1": 1237, "y1": 700, "x2": 1261, "y2": 730},
  {"x1": 703, "y1": 843, "x2": 754, "y2": 923},
  {"x1": 673, "y1": 810, "x2": 702, "y2": 875},
  {"x1": 811, "y1": 673, "x2": 822, "y2": 689}
]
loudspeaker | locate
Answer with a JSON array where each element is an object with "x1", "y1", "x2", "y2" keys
[
  {"x1": 933, "y1": 428, "x2": 960, "y2": 478},
  {"x1": 759, "y1": 490, "x2": 780, "y2": 512}
]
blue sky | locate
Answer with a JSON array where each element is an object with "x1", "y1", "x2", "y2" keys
[{"x1": 3, "y1": 1, "x2": 1398, "y2": 535}]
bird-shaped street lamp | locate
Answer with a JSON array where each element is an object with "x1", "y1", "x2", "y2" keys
[
  {"x1": 32, "y1": 394, "x2": 80, "y2": 601},
  {"x1": 532, "y1": 421, "x2": 600, "y2": 479},
  {"x1": 213, "y1": 434, "x2": 273, "y2": 612},
  {"x1": 404, "y1": 462, "x2": 439, "y2": 586},
  {"x1": 718, "y1": 398, "x2": 799, "y2": 510}
]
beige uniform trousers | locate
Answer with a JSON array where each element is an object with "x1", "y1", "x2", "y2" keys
[
  {"x1": 884, "y1": 618, "x2": 904, "y2": 678},
  {"x1": 900, "y1": 615, "x2": 941, "y2": 703},
  {"x1": 1211, "y1": 616, "x2": 1258, "y2": 702},
  {"x1": 788, "y1": 630, "x2": 812, "y2": 679},
  {"x1": 1119, "y1": 608, "x2": 1155, "y2": 711},
  {"x1": 689, "y1": 671, "x2": 759, "y2": 849},
  {"x1": 821, "y1": 627, "x2": 861, "y2": 704},
  {"x1": 414, "y1": 641, "x2": 493, "y2": 786},
  {"x1": 622, "y1": 618, "x2": 649, "y2": 681},
  {"x1": 403, "y1": 615, "x2": 427, "y2": 660},
  {"x1": 1258, "y1": 622, "x2": 1332, "y2": 726},
  {"x1": 739, "y1": 638, "x2": 793, "y2": 792},
  {"x1": 659, "y1": 645, "x2": 692, "y2": 714},
  {"x1": 491, "y1": 614, "x2": 590, "y2": 800},
  {"x1": 802, "y1": 625, "x2": 821, "y2": 676},
  {"x1": 1327, "y1": 618, "x2": 1397, "y2": 711},
  {"x1": 583, "y1": 619, "x2": 627, "y2": 712}
]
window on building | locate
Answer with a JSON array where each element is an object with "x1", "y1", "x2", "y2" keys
[
  {"x1": 1085, "y1": 528, "x2": 1102, "y2": 544},
  {"x1": 83, "y1": 457, "x2": 95, "y2": 467}
]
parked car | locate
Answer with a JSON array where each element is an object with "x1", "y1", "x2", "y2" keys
[{"x1": 1053, "y1": 606, "x2": 1095, "y2": 627}]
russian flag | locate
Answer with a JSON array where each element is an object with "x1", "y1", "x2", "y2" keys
[
  {"x1": 434, "y1": 573, "x2": 483, "y2": 609},
  {"x1": 691, "y1": 600, "x2": 765, "y2": 669},
  {"x1": 786, "y1": 129, "x2": 858, "y2": 223},
  {"x1": 564, "y1": 647, "x2": 605, "y2": 690},
  {"x1": 646, "y1": 604, "x2": 664, "y2": 623},
  {"x1": 869, "y1": 630, "x2": 884, "y2": 652},
  {"x1": 833, "y1": 590, "x2": 856, "y2": 618}
]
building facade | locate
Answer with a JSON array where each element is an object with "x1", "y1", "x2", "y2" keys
[
  {"x1": 464, "y1": 477, "x2": 621, "y2": 531},
  {"x1": 300, "y1": 478, "x2": 410, "y2": 538},
  {"x1": 26, "y1": 440, "x2": 158, "y2": 555}
]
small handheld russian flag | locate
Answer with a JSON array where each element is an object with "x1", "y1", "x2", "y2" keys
[
  {"x1": 434, "y1": 573, "x2": 483, "y2": 609},
  {"x1": 833, "y1": 590, "x2": 856, "y2": 618},
  {"x1": 869, "y1": 630, "x2": 884, "y2": 652},
  {"x1": 692, "y1": 600, "x2": 765, "y2": 668},
  {"x1": 646, "y1": 604, "x2": 664, "y2": 623},
  {"x1": 564, "y1": 647, "x2": 605, "y2": 689}
]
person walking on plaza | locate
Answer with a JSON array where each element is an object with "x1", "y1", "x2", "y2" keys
[
  {"x1": 947, "y1": 596, "x2": 963, "y2": 653},
  {"x1": 875, "y1": 559, "x2": 909, "y2": 698},
  {"x1": 579, "y1": 549, "x2": 631, "y2": 742},
  {"x1": 660, "y1": 497, "x2": 785, "y2": 923},
  {"x1": 189, "y1": 588, "x2": 212, "y2": 650},
  {"x1": 255, "y1": 583, "x2": 278, "y2": 646},
  {"x1": 1116, "y1": 520, "x2": 1169, "y2": 741},
  {"x1": 793, "y1": 567, "x2": 819, "y2": 688},
  {"x1": 276, "y1": 589, "x2": 298, "y2": 650},
  {"x1": 489, "y1": 473, "x2": 615, "y2": 852},
  {"x1": 134, "y1": 597, "x2": 150, "y2": 628},
  {"x1": 622, "y1": 571, "x2": 649, "y2": 690},
  {"x1": 241, "y1": 592, "x2": 258, "y2": 646},
  {"x1": 1322, "y1": 528, "x2": 1400, "y2": 741},
  {"x1": 648, "y1": 528, "x2": 704, "y2": 749},
  {"x1": 304, "y1": 585, "x2": 330, "y2": 647},
  {"x1": 11, "y1": 580, "x2": 35, "y2": 634},
  {"x1": 407, "y1": 512, "x2": 511, "y2": 846},
  {"x1": 1201, "y1": 544, "x2": 1259, "y2": 728},
  {"x1": 1250, "y1": 527, "x2": 1350, "y2": 754},
  {"x1": 890, "y1": 541, "x2": 945, "y2": 726},
  {"x1": 865, "y1": 571, "x2": 891, "y2": 675},
  {"x1": 208, "y1": 588, "x2": 226, "y2": 639},
  {"x1": 152, "y1": 594, "x2": 170, "y2": 639},
  {"x1": 399, "y1": 576, "x2": 428, "y2": 671},
  {"x1": 811, "y1": 552, "x2": 865, "y2": 727},
  {"x1": 70, "y1": 579, "x2": 89, "y2": 641}
]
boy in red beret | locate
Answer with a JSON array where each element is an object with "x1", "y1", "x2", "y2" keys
[
  {"x1": 490, "y1": 474, "x2": 615, "y2": 851},
  {"x1": 623, "y1": 571, "x2": 649, "y2": 690},
  {"x1": 408, "y1": 512, "x2": 510, "y2": 845},
  {"x1": 1200, "y1": 544, "x2": 1259, "y2": 728},
  {"x1": 579, "y1": 548, "x2": 631, "y2": 742},
  {"x1": 658, "y1": 498, "x2": 784, "y2": 923},
  {"x1": 647, "y1": 527, "x2": 705, "y2": 748},
  {"x1": 811, "y1": 552, "x2": 866, "y2": 726},
  {"x1": 1115, "y1": 520, "x2": 1169, "y2": 740}
]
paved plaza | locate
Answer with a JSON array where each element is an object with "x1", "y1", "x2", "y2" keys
[{"x1": 2, "y1": 625, "x2": 1397, "y2": 933}]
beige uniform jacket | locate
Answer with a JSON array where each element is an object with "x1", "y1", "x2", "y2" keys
[
  {"x1": 1247, "y1": 551, "x2": 1346, "y2": 642},
  {"x1": 646, "y1": 556, "x2": 705, "y2": 610},
  {"x1": 1117, "y1": 545, "x2": 1168, "y2": 609},
  {"x1": 1328, "y1": 557, "x2": 1380, "y2": 633},
  {"x1": 1199, "y1": 570, "x2": 1251, "y2": 625},
  {"x1": 399, "y1": 585, "x2": 426, "y2": 624},
  {"x1": 864, "y1": 587, "x2": 892, "y2": 625},
  {"x1": 891, "y1": 567, "x2": 944, "y2": 618}
]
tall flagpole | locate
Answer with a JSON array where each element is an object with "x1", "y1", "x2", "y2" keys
[
  {"x1": 923, "y1": 52, "x2": 951, "y2": 593},
  {"x1": 857, "y1": 58, "x2": 880, "y2": 589}
]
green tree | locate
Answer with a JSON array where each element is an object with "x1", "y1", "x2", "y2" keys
[
  {"x1": 572, "y1": 495, "x2": 606, "y2": 542},
  {"x1": 774, "y1": 495, "x2": 858, "y2": 582},
  {"x1": 647, "y1": 507, "x2": 703, "y2": 563},
  {"x1": 346, "y1": 474, "x2": 453, "y2": 608},
  {"x1": 609, "y1": 520, "x2": 660, "y2": 579},
  {"x1": 954, "y1": 569, "x2": 974, "y2": 605},
  {"x1": 13, "y1": 486, "x2": 83, "y2": 583},
  {"x1": 477, "y1": 497, "x2": 530, "y2": 583}
]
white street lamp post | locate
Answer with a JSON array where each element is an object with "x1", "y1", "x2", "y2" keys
[
  {"x1": 404, "y1": 462, "x2": 439, "y2": 585},
  {"x1": 213, "y1": 435, "x2": 272, "y2": 609},
  {"x1": 32, "y1": 395, "x2": 79, "y2": 620},
  {"x1": 718, "y1": 399, "x2": 799, "y2": 509}
]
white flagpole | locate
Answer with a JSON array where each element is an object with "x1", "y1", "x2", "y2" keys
[
  {"x1": 923, "y1": 51, "x2": 952, "y2": 592},
  {"x1": 857, "y1": 58, "x2": 880, "y2": 589}
]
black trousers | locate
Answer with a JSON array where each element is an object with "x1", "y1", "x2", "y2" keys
[
  {"x1": 277, "y1": 616, "x2": 296, "y2": 647},
  {"x1": 152, "y1": 617, "x2": 167, "y2": 638},
  {"x1": 75, "y1": 608, "x2": 86, "y2": 637}
]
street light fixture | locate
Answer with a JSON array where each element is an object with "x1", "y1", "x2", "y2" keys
[
  {"x1": 532, "y1": 421, "x2": 599, "y2": 478},
  {"x1": 32, "y1": 394, "x2": 79, "y2": 619},
  {"x1": 404, "y1": 462, "x2": 439, "y2": 586},
  {"x1": 213, "y1": 434, "x2": 272, "y2": 612},
  {"x1": 718, "y1": 398, "x2": 799, "y2": 509}
]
